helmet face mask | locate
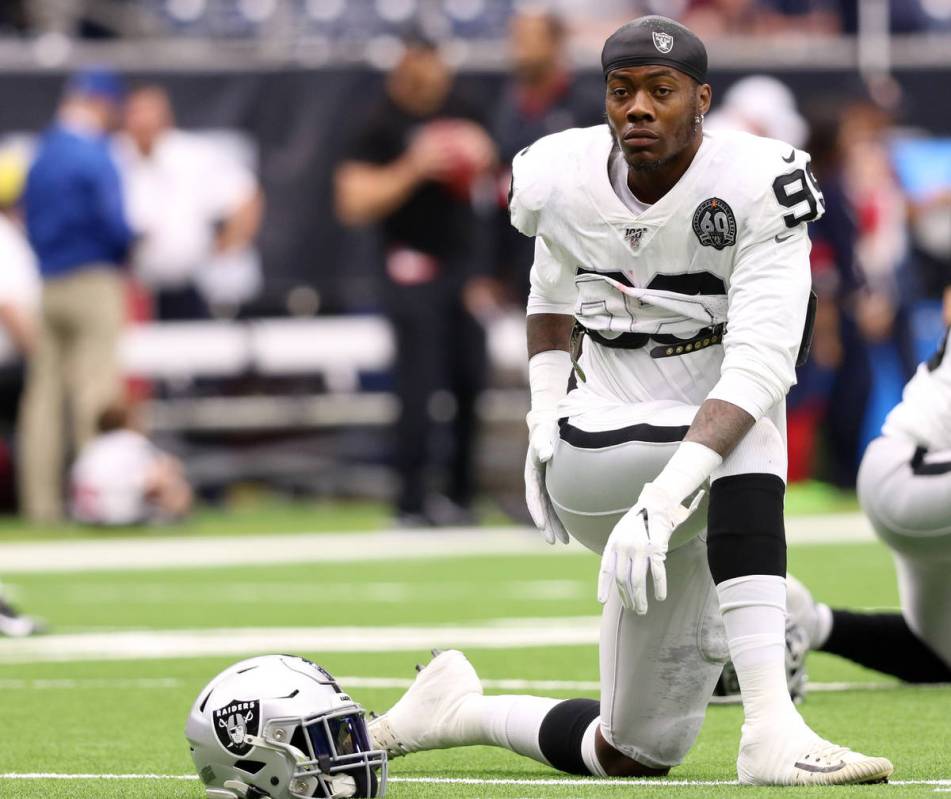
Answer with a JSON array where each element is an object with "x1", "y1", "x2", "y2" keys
[{"x1": 187, "y1": 655, "x2": 387, "y2": 799}]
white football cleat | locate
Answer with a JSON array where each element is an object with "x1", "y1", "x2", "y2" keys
[
  {"x1": 367, "y1": 649, "x2": 483, "y2": 758},
  {"x1": 738, "y1": 724, "x2": 894, "y2": 785}
]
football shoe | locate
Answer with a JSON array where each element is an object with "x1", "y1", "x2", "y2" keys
[
  {"x1": 737, "y1": 721, "x2": 894, "y2": 785},
  {"x1": 367, "y1": 650, "x2": 482, "y2": 758}
]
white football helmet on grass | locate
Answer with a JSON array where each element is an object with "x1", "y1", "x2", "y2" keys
[{"x1": 186, "y1": 655, "x2": 387, "y2": 799}]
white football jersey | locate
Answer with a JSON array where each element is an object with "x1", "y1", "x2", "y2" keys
[
  {"x1": 511, "y1": 125, "x2": 823, "y2": 420},
  {"x1": 882, "y1": 328, "x2": 951, "y2": 451}
]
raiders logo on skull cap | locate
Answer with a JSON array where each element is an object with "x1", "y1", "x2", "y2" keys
[{"x1": 602, "y1": 16, "x2": 707, "y2": 84}]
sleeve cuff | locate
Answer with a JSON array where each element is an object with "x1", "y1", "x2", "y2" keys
[
  {"x1": 526, "y1": 300, "x2": 576, "y2": 316},
  {"x1": 707, "y1": 369, "x2": 780, "y2": 421}
]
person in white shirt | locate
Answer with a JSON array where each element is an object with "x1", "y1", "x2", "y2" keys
[
  {"x1": 0, "y1": 148, "x2": 40, "y2": 415},
  {"x1": 0, "y1": 149, "x2": 43, "y2": 636},
  {"x1": 70, "y1": 402, "x2": 192, "y2": 526},
  {"x1": 365, "y1": 16, "x2": 892, "y2": 786},
  {"x1": 117, "y1": 85, "x2": 264, "y2": 319}
]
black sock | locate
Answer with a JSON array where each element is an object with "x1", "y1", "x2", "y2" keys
[
  {"x1": 537, "y1": 698, "x2": 600, "y2": 775},
  {"x1": 822, "y1": 610, "x2": 951, "y2": 683}
]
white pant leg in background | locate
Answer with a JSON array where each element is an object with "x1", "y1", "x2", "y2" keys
[{"x1": 857, "y1": 435, "x2": 951, "y2": 666}]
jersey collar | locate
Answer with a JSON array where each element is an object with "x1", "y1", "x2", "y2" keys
[{"x1": 582, "y1": 126, "x2": 714, "y2": 251}]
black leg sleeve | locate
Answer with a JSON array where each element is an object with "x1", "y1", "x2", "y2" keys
[
  {"x1": 707, "y1": 473, "x2": 787, "y2": 584},
  {"x1": 822, "y1": 610, "x2": 951, "y2": 683}
]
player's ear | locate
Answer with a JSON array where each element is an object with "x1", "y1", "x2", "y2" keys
[{"x1": 698, "y1": 83, "x2": 712, "y2": 116}]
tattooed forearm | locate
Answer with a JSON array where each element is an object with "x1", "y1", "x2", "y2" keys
[{"x1": 684, "y1": 398, "x2": 756, "y2": 458}]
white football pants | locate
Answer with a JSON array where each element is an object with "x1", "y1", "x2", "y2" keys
[
  {"x1": 857, "y1": 434, "x2": 951, "y2": 667},
  {"x1": 545, "y1": 398, "x2": 787, "y2": 767}
]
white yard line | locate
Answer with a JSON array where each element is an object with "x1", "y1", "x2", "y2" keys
[
  {"x1": 0, "y1": 528, "x2": 560, "y2": 574},
  {"x1": 0, "y1": 619, "x2": 603, "y2": 663},
  {"x1": 47, "y1": 579, "x2": 588, "y2": 605},
  {"x1": 0, "y1": 677, "x2": 182, "y2": 689},
  {"x1": 0, "y1": 515, "x2": 874, "y2": 574},
  {"x1": 0, "y1": 773, "x2": 948, "y2": 788},
  {"x1": 0, "y1": 673, "x2": 936, "y2": 695}
]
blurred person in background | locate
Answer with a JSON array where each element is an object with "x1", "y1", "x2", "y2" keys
[
  {"x1": 704, "y1": 75, "x2": 807, "y2": 148},
  {"x1": 71, "y1": 401, "x2": 192, "y2": 526},
  {"x1": 838, "y1": 101, "x2": 918, "y2": 470},
  {"x1": 683, "y1": 0, "x2": 840, "y2": 37},
  {"x1": 792, "y1": 113, "x2": 869, "y2": 485},
  {"x1": 0, "y1": 149, "x2": 43, "y2": 637},
  {"x1": 19, "y1": 67, "x2": 135, "y2": 524},
  {"x1": 492, "y1": 7, "x2": 603, "y2": 304},
  {"x1": 335, "y1": 31, "x2": 496, "y2": 527},
  {"x1": 117, "y1": 85, "x2": 264, "y2": 320},
  {"x1": 0, "y1": 150, "x2": 40, "y2": 443}
]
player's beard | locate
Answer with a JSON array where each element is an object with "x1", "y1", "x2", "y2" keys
[{"x1": 620, "y1": 99, "x2": 702, "y2": 173}]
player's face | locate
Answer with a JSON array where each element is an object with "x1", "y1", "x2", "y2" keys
[{"x1": 605, "y1": 67, "x2": 710, "y2": 172}]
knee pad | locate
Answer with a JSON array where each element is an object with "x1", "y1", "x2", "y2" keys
[{"x1": 707, "y1": 473, "x2": 786, "y2": 584}]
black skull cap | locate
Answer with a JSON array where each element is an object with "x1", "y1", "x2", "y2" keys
[{"x1": 601, "y1": 15, "x2": 707, "y2": 84}]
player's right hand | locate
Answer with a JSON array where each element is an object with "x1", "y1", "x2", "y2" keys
[{"x1": 524, "y1": 413, "x2": 569, "y2": 546}]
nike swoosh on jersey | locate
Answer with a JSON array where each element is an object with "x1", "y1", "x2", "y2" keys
[
  {"x1": 794, "y1": 760, "x2": 847, "y2": 774},
  {"x1": 774, "y1": 232, "x2": 795, "y2": 243},
  {"x1": 782, "y1": 150, "x2": 795, "y2": 163}
]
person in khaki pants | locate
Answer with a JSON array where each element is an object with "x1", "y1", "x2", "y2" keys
[{"x1": 19, "y1": 69, "x2": 135, "y2": 523}]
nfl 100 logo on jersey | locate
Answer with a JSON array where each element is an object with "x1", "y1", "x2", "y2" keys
[{"x1": 692, "y1": 197, "x2": 737, "y2": 250}]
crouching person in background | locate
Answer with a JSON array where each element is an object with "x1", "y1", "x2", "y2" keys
[{"x1": 70, "y1": 403, "x2": 192, "y2": 526}]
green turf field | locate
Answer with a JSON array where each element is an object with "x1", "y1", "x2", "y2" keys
[{"x1": 1, "y1": 508, "x2": 947, "y2": 798}]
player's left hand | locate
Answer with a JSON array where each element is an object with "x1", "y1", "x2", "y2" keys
[{"x1": 598, "y1": 482, "x2": 702, "y2": 614}]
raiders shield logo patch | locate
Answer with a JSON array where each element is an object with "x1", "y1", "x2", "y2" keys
[
  {"x1": 213, "y1": 699, "x2": 260, "y2": 756},
  {"x1": 652, "y1": 31, "x2": 673, "y2": 53},
  {"x1": 692, "y1": 198, "x2": 736, "y2": 250}
]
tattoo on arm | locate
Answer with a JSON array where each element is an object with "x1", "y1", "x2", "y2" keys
[
  {"x1": 527, "y1": 313, "x2": 574, "y2": 359},
  {"x1": 684, "y1": 399, "x2": 756, "y2": 458}
]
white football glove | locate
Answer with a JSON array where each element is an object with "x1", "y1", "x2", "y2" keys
[
  {"x1": 524, "y1": 411, "x2": 569, "y2": 545},
  {"x1": 598, "y1": 482, "x2": 703, "y2": 614}
]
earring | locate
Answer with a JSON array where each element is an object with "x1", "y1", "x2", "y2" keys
[{"x1": 696, "y1": 113, "x2": 704, "y2": 124}]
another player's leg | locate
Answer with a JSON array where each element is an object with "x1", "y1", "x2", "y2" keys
[
  {"x1": 709, "y1": 415, "x2": 892, "y2": 785},
  {"x1": 787, "y1": 574, "x2": 951, "y2": 683},
  {"x1": 783, "y1": 435, "x2": 951, "y2": 683}
]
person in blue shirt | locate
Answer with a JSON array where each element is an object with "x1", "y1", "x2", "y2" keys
[{"x1": 18, "y1": 67, "x2": 136, "y2": 524}]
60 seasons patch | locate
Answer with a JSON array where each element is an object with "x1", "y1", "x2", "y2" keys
[
  {"x1": 692, "y1": 197, "x2": 736, "y2": 250},
  {"x1": 213, "y1": 699, "x2": 260, "y2": 756}
]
